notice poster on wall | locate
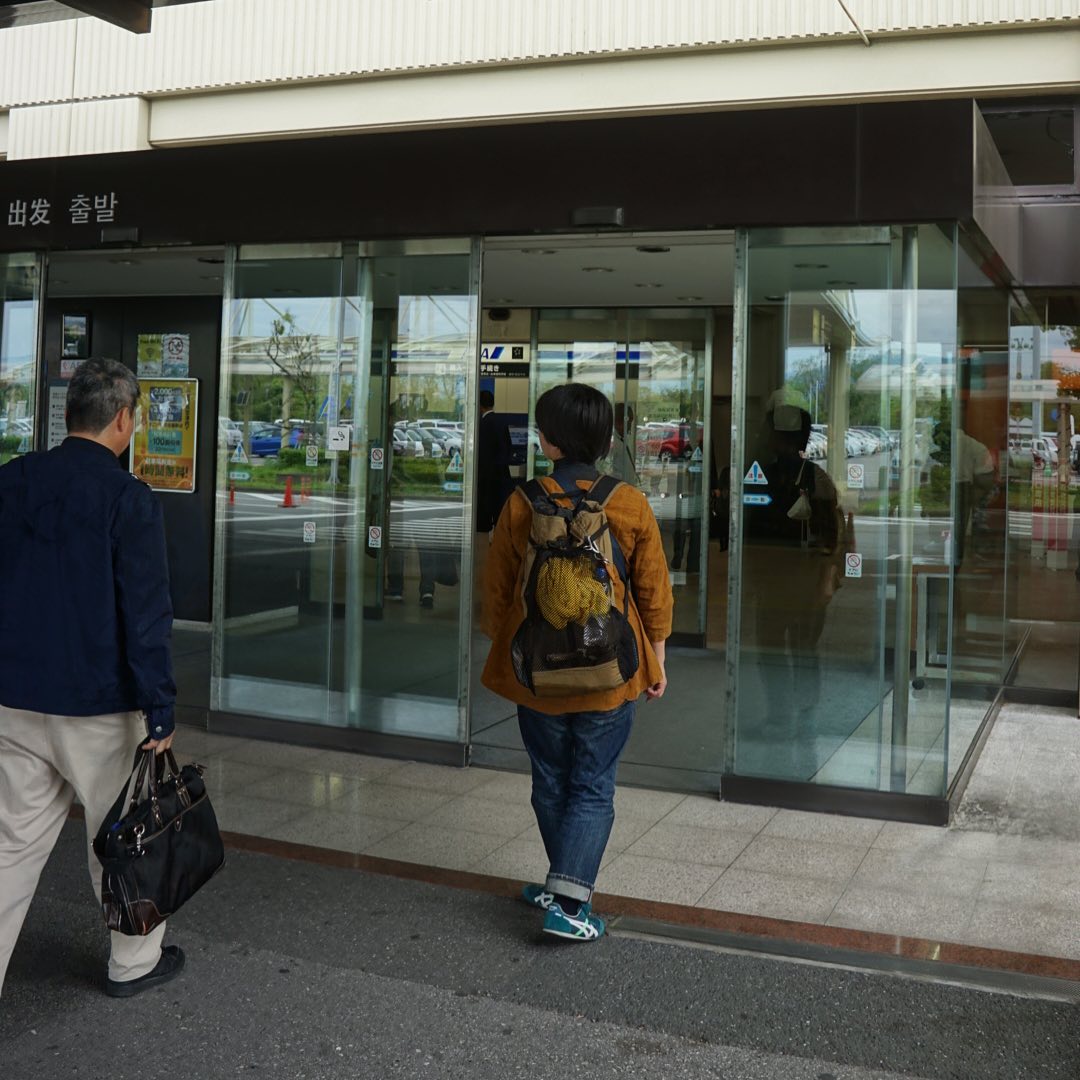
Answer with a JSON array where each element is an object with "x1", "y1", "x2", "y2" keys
[
  {"x1": 47, "y1": 383, "x2": 68, "y2": 450},
  {"x1": 131, "y1": 377, "x2": 198, "y2": 493},
  {"x1": 137, "y1": 333, "x2": 190, "y2": 378}
]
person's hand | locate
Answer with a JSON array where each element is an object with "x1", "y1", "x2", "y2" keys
[
  {"x1": 142, "y1": 733, "x2": 174, "y2": 755},
  {"x1": 646, "y1": 639, "x2": 668, "y2": 702},
  {"x1": 645, "y1": 670, "x2": 667, "y2": 701}
]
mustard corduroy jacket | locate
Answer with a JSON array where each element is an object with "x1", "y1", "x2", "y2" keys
[{"x1": 480, "y1": 474, "x2": 674, "y2": 715}]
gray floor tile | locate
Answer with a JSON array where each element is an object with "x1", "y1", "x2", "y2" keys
[
  {"x1": 612, "y1": 787, "x2": 687, "y2": 822},
  {"x1": 966, "y1": 900, "x2": 1080, "y2": 959},
  {"x1": 383, "y1": 761, "x2": 500, "y2": 795},
  {"x1": 828, "y1": 886, "x2": 976, "y2": 942},
  {"x1": 467, "y1": 770, "x2": 534, "y2": 805},
  {"x1": 261, "y1": 808, "x2": 408, "y2": 853},
  {"x1": 626, "y1": 822, "x2": 755, "y2": 868},
  {"x1": 471, "y1": 836, "x2": 550, "y2": 882},
  {"x1": 762, "y1": 808, "x2": 885, "y2": 847},
  {"x1": 244, "y1": 770, "x2": 361, "y2": 809},
  {"x1": 849, "y1": 849, "x2": 987, "y2": 899},
  {"x1": 596, "y1": 854, "x2": 724, "y2": 906},
  {"x1": 217, "y1": 739, "x2": 325, "y2": 770},
  {"x1": 418, "y1": 794, "x2": 537, "y2": 838},
  {"x1": 198, "y1": 758, "x2": 279, "y2": 795},
  {"x1": 698, "y1": 869, "x2": 846, "y2": 924},
  {"x1": 211, "y1": 792, "x2": 303, "y2": 836},
  {"x1": 664, "y1": 797, "x2": 777, "y2": 833},
  {"x1": 328, "y1": 781, "x2": 456, "y2": 822},
  {"x1": 292, "y1": 749, "x2": 407, "y2": 781},
  {"x1": 364, "y1": 822, "x2": 508, "y2": 871},
  {"x1": 731, "y1": 835, "x2": 868, "y2": 884}
]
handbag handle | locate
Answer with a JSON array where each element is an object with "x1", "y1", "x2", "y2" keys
[{"x1": 125, "y1": 747, "x2": 183, "y2": 816}]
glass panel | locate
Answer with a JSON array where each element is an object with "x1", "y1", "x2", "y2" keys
[
  {"x1": 0, "y1": 254, "x2": 40, "y2": 463},
  {"x1": 732, "y1": 226, "x2": 958, "y2": 797},
  {"x1": 340, "y1": 249, "x2": 477, "y2": 740},
  {"x1": 215, "y1": 243, "x2": 478, "y2": 738},
  {"x1": 622, "y1": 310, "x2": 711, "y2": 641},
  {"x1": 215, "y1": 248, "x2": 343, "y2": 723},
  {"x1": 1005, "y1": 293, "x2": 1080, "y2": 694},
  {"x1": 982, "y1": 106, "x2": 1076, "y2": 188}
]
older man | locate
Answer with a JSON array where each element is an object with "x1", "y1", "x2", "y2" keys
[{"x1": 0, "y1": 358, "x2": 183, "y2": 998}]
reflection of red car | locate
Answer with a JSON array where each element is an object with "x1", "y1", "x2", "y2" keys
[{"x1": 644, "y1": 424, "x2": 695, "y2": 461}]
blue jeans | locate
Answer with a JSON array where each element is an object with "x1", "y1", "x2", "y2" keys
[{"x1": 517, "y1": 700, "x2": 636, "y2": 904}]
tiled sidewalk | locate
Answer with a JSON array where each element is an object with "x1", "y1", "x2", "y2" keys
[{"x1": 179, "y1": 702, "x2": 1080, "y2": 962}]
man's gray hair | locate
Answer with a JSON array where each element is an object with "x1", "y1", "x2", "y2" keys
[{"x1": 66, "y1": 359, "x2": 139, "y2": 435}]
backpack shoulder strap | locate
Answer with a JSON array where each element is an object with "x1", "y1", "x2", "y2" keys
[
  {"x1": 519, "y1": 478, "x2": 547, "y2": 506},
  {"x1": 586, "y1": 474, "x2": 622, "y2": 506}
]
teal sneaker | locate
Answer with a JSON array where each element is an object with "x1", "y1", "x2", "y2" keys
[
  {"x1": 521, "y1": 884, "x2": 556, "y2": 911},
  {"x1": 543, "y1": 902, "x2": 605, "y2": 942}
]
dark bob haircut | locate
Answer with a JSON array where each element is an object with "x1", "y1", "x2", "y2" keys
[{"x1": 535, "y1": 383, "x2": 613, "y2": 465}]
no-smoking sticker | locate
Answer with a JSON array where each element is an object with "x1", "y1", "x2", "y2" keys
[
  {"x1": 370, "y1": 446, "x2": 385, "y2": 471},
  {"x1": 845, "y1": 552, "x2": 863, "y2": 578},
  {"x1": 368, "y1": 525, "x2": 382, "y2": 549},
  {"x1": 847, "y1": 462, "x2": 865, "y2": 489},
  {"x1": 302, "y1": 521, "x2": 317, "y2": 544}
]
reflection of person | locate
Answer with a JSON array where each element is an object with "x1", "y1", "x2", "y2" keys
[
  {"x1": 384, "y1": 402, "x2": 453, "y2": 609},
  {"x1": 0, "y1": 359, "x2": 183, "y2": 999},
  {"x1": 954, "y1": 429, "x2": 995, "y2": 566},
  {"x1": 482, "y1": 383, "x2": 672, "y2": 943},
  {"x1": 475, "y1": 389, "x2": 513, "y2": 534},
  {"x1": 743, "y1": 405, "x2": 844, "y2": 778},
  {"x1": 605, "y1": 402, "x2": 640, "y2": 487}
]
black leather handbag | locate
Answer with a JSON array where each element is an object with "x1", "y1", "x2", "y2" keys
[{"x1": 92, "y1": 748, "x2": 225, "y2": 936}]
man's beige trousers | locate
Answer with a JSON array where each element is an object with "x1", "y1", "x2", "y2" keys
[{"x1": 0, "y1": 707, "x2": 166, "y2": 995}]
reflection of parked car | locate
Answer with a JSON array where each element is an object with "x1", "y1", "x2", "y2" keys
[
  {"x1": 406, "y1": 426, "x2": 444, "y2": 458},
  {"x1": 249, "y1": 423, "x2": 283, "y2": 457},
  {"x1": 1032, "y1": 435, "x2": 1058, "y2": 468},
  {"x1": 645, "y1": 423, "x2": 695, "y2": 461},
  {"x1": 218, "y1": 417, "x2": 241, "y2": 449},
  {"x1": 393, "y1": 427, "x2": 424, "y2": 457}
]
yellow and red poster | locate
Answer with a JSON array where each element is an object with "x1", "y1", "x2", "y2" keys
[{"x1": 131, "y1": 377, "x2": 198, "y2": 492}]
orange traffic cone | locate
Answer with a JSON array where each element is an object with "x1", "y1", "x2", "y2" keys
[{"x1": 281, "y1": 475, "x2": 295, "y2": 508}]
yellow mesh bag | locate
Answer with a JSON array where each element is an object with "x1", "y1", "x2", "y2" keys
[{"x1": 535, "y1": 555, "x2": 609, "y2": 630}]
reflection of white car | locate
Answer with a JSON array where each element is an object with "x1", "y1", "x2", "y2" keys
[
  {"x1": 1032, "y1": 435, "x2": 1058, "y2": 467},
  {"x1": 392, "y1": 427, "x2": 424, "y2": 458},
  {"x1": 219, "y1": 417, "x2": 241, "y2": 449}
]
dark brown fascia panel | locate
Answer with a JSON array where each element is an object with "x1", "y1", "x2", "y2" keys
[{"x1": 63, "y1": 0, "x2": 151, "y2": 33}]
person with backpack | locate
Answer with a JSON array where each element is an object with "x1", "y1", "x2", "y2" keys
[{"x1": 481, "y1": 383, "x2": 673, "y2": 943}]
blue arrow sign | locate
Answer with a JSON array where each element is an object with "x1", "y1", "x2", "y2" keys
[{"x1": 743, "y1": 493, "x2": 772, "y2": 506}]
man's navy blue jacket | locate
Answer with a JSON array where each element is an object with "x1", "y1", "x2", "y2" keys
[{"x1": 0, "y1": 437, "x2": 176, "y2": 737}]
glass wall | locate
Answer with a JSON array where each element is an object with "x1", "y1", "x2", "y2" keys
[
  {"x1": 213, "y1": 241, "x2": 478, "y2": 743},
  {"x1": 729, "y1": 226, "x2": 964, "y2": 801},
  {"x1": 1005, "y1": 292, "x2": 1080, "y2": 697},
  {"x1": 0, "y1": 254, "x2": 40, "y2": 463}
]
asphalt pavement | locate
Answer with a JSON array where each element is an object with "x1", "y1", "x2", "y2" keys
[{"x1": 2, "y1": 823, "x2": 1077, "y2": 1080}]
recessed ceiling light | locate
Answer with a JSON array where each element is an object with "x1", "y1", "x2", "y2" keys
[
  {"x1": 636, "y1": 245, "x2": 671, "y2": 254},
  {"x1": 827, "y1": 279, "x2": 858, "y2": 287},
  {"x1": 522, "y1": 249, "x2": 557, "y2": 256},
  {"x1": 197, "y1": 256, "x2": 225, "y2": 265},
  {"x1": 677, "y1": 295, "x2": 704, "y2": 302},
  {"x1": 794, "y1": 262, "x2": 829, "y2": 270},
  {"x1": 634, "y1": 283, "x2": 663, "y2": 289},
  {"x1": 582, "y1": 266, "x2": 614, "y2": 273},
  {"x1": 491, "y1": 298, "x2": 515, "y2": 304},
  {"x1": 764, "y1": 294, "x2": 785, "y2": 302},
  {"x1": 199, "y1": 274, "x2": 222, "y2": 281},
  {"x1": 377, "y1": 271, "x2": 396, "y2": 278}
]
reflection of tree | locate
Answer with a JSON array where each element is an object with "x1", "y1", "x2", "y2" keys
[
  {"x1": 787, "y1": 355, "x2": 828, "y2": 422},
  {"x1": 264, "y1": 313, "x2": 318, "y2": 421}
]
